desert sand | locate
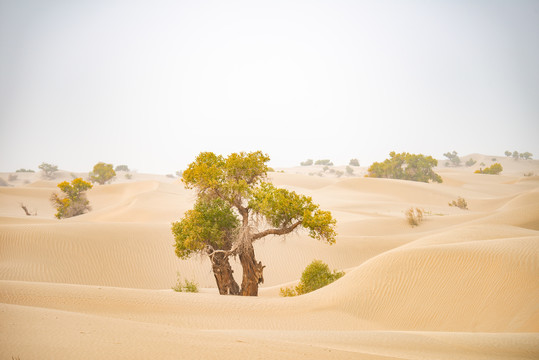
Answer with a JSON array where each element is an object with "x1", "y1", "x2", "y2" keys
[{"x1": 1, "y1": 154, "x2": 538, "y2": 359}]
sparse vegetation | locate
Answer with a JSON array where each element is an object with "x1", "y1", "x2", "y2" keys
[
  {"x1": 368, "y1": 152, "x2": 442, "y2": 183},
  {"x1": 50, "y1": 178, "x2": 93, "y2": 219},
  {"x1": 89, "y1": 162, "x2": 116, "y2": 185},
  {"x1": 346, "y1": 166, "x2": 354, "y2": 175},
  {"x1": 172, "y1": 272, "x2": 199, "y2": 293},
  {"x1": 405, "y1": 207, "x2": 424, "y2": 227},
  {"x1": 315, "y1": 159, "x2": 333, "y2": 166},
  {"x1": 465, "y1": 158, "x2": 477, "y2": 167},
  {"x1": 505, "y1": 150, "x2": 512, "y2": 157},
  {"x1": 475, "y1": 163, "x2": 503, "y2": 175},
  {"x1": 335, "y1": 170, "x2": 344, "y2": 177},
  {"x1": 16, "y1": 168, "x2": 34, "y2": 173},
  {"x1": 125, "y1": 173, "x2": 132, "y2": 180},
  {"x1": 280, "y1": 260, "x2": 344, "y2": 297},
  {"x1": 38, "y1": 162, "x2": 58, "y2": 179},
  {"x1": 300, "y1": 159, "x2": 313, "y2": 166},
  {"x1": 349, "y1": 158, "x2": 360, "y2": 167},
  {"x1": 449, "y1": 197, "x2": 468, "y2": 210},
  {"x1": 115, "y1": 164, "x2": 130, "y2": 172},
  {"x1": 443, "y1": 151, "x2": 461, "y2": 167},
  {"x1": 520, "y1": 152, "x2": 533, "y2": 160}
]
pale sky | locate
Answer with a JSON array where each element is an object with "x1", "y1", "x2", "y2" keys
[{"x1": 1, "y1": 0, "x2": 538, "y2": 173}]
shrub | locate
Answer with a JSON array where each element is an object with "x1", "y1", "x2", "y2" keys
[
  {"x1": 449, "y1": 197, "x2": 468, "y2": 210},
  {"x1": 38, "y1": 162, "x2": 58, "y2": 179},
  {"x1": 443, "y1": 151, "x2": 461, "y2": 167},
  {"x1": 323, "y1": 166, "x2": 329, "y2": 172},
  {"x1": 368, "y1": 152, "x2": 442, "y2": 183},
  {"x1": 89, "y1": 162, "x2": 116, "y2": 185},
  {"x1": 512, "y1": 151, "x2": 519, "y2": 160},
  {"x1": 172, "y1": 272, "x2": 199, "y2": 293},
  {"x1": 480, "y1": 162, "x2": 485, "y2": 167},
  {"x1": 349, "y1": 158, "x2": 360, "y2": 167},
  {"x1": 15, "y1": 168, "x2": 34, "y2": 173},
  {"x1": 300, "y1": 159, "x2": 314, "y2": 166},
  {"x1": 125, "y1": 173, "x2": 132, "y2": 180},
  {"x1": 520, "y1": 152, "x2": 533, "y2": 160},
  {"x1": 465, "y1": 158, "x2": 477, "y2": 167},
  {"x1": 50, "y1": 178, "x2": 92, "y2": 219},
  {"x1": 475, "y1": 163, "x2": 503, "y2": 175},
  {"x1": 505, "y1": 150, "x2": 512, "y2": 157},
  {"x1": 115, "y1": 165, "x2": 130, "y2": 172},
  {"x1": 315, "y1": 159, "x2": 333, "y2": 166},
  {"x1": 335, "y1": 170, "x2": 344, "y2": 177},
  {"x1": 8, "y1": 174, "x2": 17, "y2": 181},
  {"x1": 280, "y1": 260, "x2": 344, "y2": 296},
  {"x1": 346, "y1": 166, "x2": 354, "y2": 175},
  {"x1": 405, "y1": 207, "x2": 424, "y2": 227}
]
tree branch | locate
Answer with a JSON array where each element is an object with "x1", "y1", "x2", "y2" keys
[{"x1": 251, "y1": 221, "x2": 302, "y2": 242}]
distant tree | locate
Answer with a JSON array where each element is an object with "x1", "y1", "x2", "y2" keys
[
  {"x1": 38, "y1": 163, "x2": 58, "y2": 179},
  {"x1": 172, "y1": 151, "x2": 337, "y2": 296},
  {"x1": 349, "y1": 158, "x2": 360, "y2": 167},
  {"x1": 512, "y1": 151, "x2": 520, "y2": 160},
  {"x1": 367, "y1": 152, "x2": 442, "y2": 183},
  {"x1": 443, "y1": 151, "x2": 461, "y2": 167},
  {"x1": 300, "y1": 159, "x2": 313, "y2": 166},
  {"x1": 475, "y1": 163, "x2": 503, "y2": 175},
  {"x1": 50, "y1": 178, "x2": 92, "y2": 219},
  {"x1": 115, "y1": 164, "x2": 130, "y2": 172},
  {"x1": 346, "y1": 166, "x2": 354, "y2": 175},
  {"x1": 315, "y1": 159, "x2": 333, "y2": 166},
  {"x1": 89, "y1": 162, "x2": 116, "y2": 185},
  {"x1": 504, "y1": 150, "x2": 512, "y2": 157},
  {"x1": 280, "y1": 260, "x2": 344, "y2": 297},
  {"x1": 520, "y1": 152, "x2": 533, "y2": 160},
  {"x1": 465, "y1": 158, "x2": 477, "y2": 167},
  {"x1": 16, "y1": 168, "x2": 35, "y2": 173}
]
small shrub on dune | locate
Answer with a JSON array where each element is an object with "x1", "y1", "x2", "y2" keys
[
  {"x1": 315, "y1": 159, "x2": 333, "y2": 166},
  {"x1": 280, "y1": 260, "x2": 344, "y2": 297},
  {"x1": 465, "y1": 158, "x2": 477, "y2": 167},
  {"x1": 475, "y1": 163, "x2": 503, "y2": 175},
  {"x1": 16, "y1": 168, "x2": 34, "y2": 173},
  {"x1": 50, "y1": 178, "x2": 92, "y2": 219},
  {"x1": 449, "y1": 197, "x2": 468, "y2": 210},
  {"x1": 405, "y1": 207, "x2": 424, "y2": 227},
  {"x1": 172, "y1": 272, "x2": 199, "y2": 293},
  {"x1": 349, "y1": 158, "x2": 360, "y2": 167},
  {"x1": 300, "y1": 159, "x2": 314, "y2": 166},
  {"x1": 89, "y1": 162, "x2": 116, "y2": 185}
]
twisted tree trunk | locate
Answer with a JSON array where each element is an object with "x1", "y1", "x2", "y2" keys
[
  {"x1": 210, "y1": 252, "x2": 240, "y2": 295},
  {"x1": 239, "y1": 241, "x2": 265, "y2": 296}
]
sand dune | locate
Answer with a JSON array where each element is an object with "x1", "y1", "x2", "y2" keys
[{"x1": 1, "y1": 157, "x2": 539, "y2": 359}]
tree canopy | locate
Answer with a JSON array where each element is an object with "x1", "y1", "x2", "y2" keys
[
  {"x1": 90, "y1": 162, "x2": 116, "y2": 185},
  {"x1": 50, "y1": 178, "x2": 92, "y2": 219},
  {"x1": 367, "y1": 152, "x2": 442, "y2": 183},
  {"x1": 39, "y1": 162, "x2": 58, "y2": 179},
  {"x1": 172, "y1": 151, "x2": 337, "y2": 296}
]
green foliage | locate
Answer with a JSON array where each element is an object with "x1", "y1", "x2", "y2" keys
[
  {"x1": 465, "y1": 158, "x2": 477, "y2": 167},
  {"x1": 368, "y1": 152, "x2": 442, "y2": 183},
  {"x1": 405, "y1": 207, "x2": 424, "y2": 227},
  {"x1": 172, "y1": 197, "x2": 239, "y2": 259},
  {"x1": 349, "y1": 158, "x2": 360, "y2": 167},
  {"x1": 125, "y1": 173, "x2": 132, "y2": 180},
  {"x1": 300, "y1": 159, "x2": 313, "y2": 166},
  {"x1": 315, "y1": 159, "x2": 333, "y2": 166},
  {"x1": 172, "y1": 272, "x2": 199, "y2": 293},
  {"x1": 346, "y1": 166, "x2": 354, "y2": 175},
  {"x1": 512, "y1": 151, "x2": 519, "y2": 160},
  {"x1": 280, "y1": 260, "x2": 344, "y2": 296},
  {"x1": 115, "y1": 164, "x2": 130, "y2": 172},
  {"x1": 443, "y1": 151, "x2": 461, "y2": 167},
  {"x1": 520, "y1": 152, "x2": 533, "y2": 160},
  {"x1": 89, "y1": 162, "x2": 116, "y2": 185},
  {"x1": 449, "y1": 197, "x2": 468, "y2": 210},
  {"x1": 16, "y1": 168, "x2": 35, "y2": 173},
  {"x1": 50, "y1": 178, "x2": 92, "y2": 219},
  {"x1": 505, "y1": 150, "x2": 512, "y2": 157},
  {"x1": 475, "y1": 163, "x2": 503, "y2": 175},
  {"x1": 39, "y1": 162, "x2": 58, "y2": 179}
]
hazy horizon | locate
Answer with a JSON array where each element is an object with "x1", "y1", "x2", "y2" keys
[{"x1": 1, "y1": 0, "x2": 538, "y2": 174}]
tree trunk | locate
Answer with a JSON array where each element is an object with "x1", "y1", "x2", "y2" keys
[
  {"x1": 239, "y1": 241, "x2": 265, "y2": 296},
  {"x1": 210, "y1": 252, "x2": 240, "y2": 295}
]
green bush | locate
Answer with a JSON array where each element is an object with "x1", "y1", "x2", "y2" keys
[
  {"x1": 172, "y1": 272, "x2": 199, "y2": 293},
  {"x1": 346, "y1": 166, "x2": 354, "y2": 175},
  {"x1": 475, "y1": 163, "x2": 503, "y2": 175},
  {"x1": 39, "y1": 162, "x2": 58, "y2": 179},
  {"x1": 465, "y1": 158, "x2": 477, "y2": 167},
  {"x1": 16, "y1": 168, "x2": 35, "y2": 173},
  {"x1": 115, "y1": 165, "x2": 130, "y2": 172},
  {"x1": 50, "y1": 178, "x2": 93, "y2": 219},
  {"x1": 90, "y1": 162, "x2": 116, "y2": 185},
  {"x1": 315, "y1": 159, "x2": 333, "y2": 166},
  {"x1": 280, "y1": 260, "x2": 344, "y2": 296},
  {"x1": 505, "y1": 150, "x2": 512, "y2": 157},
  {"x1": 368, "y1": 152, "x2": 442, "y2": 183},
  {"x1": 300, "y1": 159, "x2": 314, "y2": 166},
  {"x1": 349, "y1": 159, "x2": 360, "y2": 167},
  {"x1": 443, "y1": 151, "x2": 461, "y2": 167}
]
